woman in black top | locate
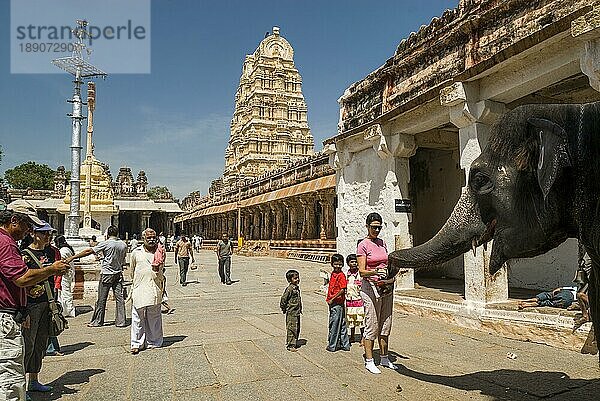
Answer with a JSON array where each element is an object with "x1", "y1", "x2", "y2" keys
[{"x1": 20, "y1": 223, "x2": 57, "y2": 393}]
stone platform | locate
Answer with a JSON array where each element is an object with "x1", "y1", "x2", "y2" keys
[{"x1": 394, "y1": 278, "x2": 592, "y2": 352}]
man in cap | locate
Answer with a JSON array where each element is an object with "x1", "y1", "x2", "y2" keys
[{"x1": 0, "y1": 200, "x2": 69, "y2": 401}]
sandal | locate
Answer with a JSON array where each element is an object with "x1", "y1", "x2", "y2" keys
[{"x1": 131, "y1": 348, "x2": 139, "y2": 355}]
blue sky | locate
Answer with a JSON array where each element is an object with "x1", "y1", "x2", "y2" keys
[{"x1": 0, "y1": 0, "x2": 457, "y2": 198}]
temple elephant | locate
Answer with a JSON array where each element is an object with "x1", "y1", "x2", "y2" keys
[{"x1": 388, "y1": 102, "x2": 600, "y2": 362}]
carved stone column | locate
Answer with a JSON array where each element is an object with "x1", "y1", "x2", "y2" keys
[
  {"x1": 252, "y1": 208, "x2": 260, "y2": 240},
  {"x1": 326, "y1": 193, "x2": 336, "y2": 239},
  {"x1": 269, "y1": 204, "x2": 278, "y2": 240},
  {"x1": 274, "y1": 203, "x2": 285, "y2": 240},
  {"x1": 218, "y1": 216, "x2": 224, "y2": 236},
  {"x1": 573, "y1": 7, "x2": 600, "y2": 92},
  {"x1": 229, "y1": 213, "x2": 236, "y2": 237},
  {"x1": 141, "y1": 211, "x2": 151, "y2": 231},
  {"x1": 318, "y1": 192, "x2": 335, "y2": 240},
  {"x1": 283, "y1": 200, "x2": 297, "y2": 239},
  {"x1": 47, "y1": 211, "x2": 58, "y2": 231},
  {"x1": 261, "y1": 205, "x2": 272, "y2": 240},
  {"x1": 299, "y1": 195, "x2": 315, "y2": 240},
  {"x1": 441, "y1": 81, "x2": 508, "y2": 306}
]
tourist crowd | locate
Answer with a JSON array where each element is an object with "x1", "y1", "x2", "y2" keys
[{"x1": 0, "y1": 200, "x2": 171, "y2": 401}]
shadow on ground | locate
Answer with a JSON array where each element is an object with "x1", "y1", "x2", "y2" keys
[
  {"x1": 32, "y1": 369, "x2": 104, "y2": 401},
  {"x1": 163, "y1": 335, "x2": 187, "y2": 347},
  {"x1": 369, "y1": 349, "x2": 410, "y2": 362},
  {"x1": 74, "y1": 305, "x2": 93, "y2": 316},
  {"x1": 395, "y1": 364, "x2": 600, "y2": 400},
  {"x1": 60, "y1": 341, "x2": 94, "y2": 355}
]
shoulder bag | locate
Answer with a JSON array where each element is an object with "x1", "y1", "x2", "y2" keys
[{"x1": 23, "y1": 249, "x2": 69, "y2": 336}]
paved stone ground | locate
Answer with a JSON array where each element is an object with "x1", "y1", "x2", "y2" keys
[{"x1": 32, "y1": 251, "x2": 600, "y2": 401}]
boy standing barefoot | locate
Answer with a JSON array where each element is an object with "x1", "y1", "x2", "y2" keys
[
  {"x1": 280, "y1": 270, "x2": 302, "y2": 351},
  {"x1": 326, "y1": 254, "x2": 351, "y2": 352}
]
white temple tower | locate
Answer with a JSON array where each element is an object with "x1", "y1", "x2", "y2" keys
[{"x1": 223, "y1": 27, "x2": 314, "y2": 184}]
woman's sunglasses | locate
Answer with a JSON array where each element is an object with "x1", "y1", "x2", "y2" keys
[{"x1": 368, "y1": 225, "x2": 382, "y2": 231}]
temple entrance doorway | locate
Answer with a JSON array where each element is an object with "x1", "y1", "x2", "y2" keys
[
  {"x1": 408, "y1": 147, "x2": 463, "y2": 284},
  {"x1": 118, "y1": 211, "x2": 141, "y2": 239}
]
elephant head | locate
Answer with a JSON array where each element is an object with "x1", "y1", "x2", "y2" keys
[{"x1": 388, "y1": 104, "x2": 583, "y2": 277}]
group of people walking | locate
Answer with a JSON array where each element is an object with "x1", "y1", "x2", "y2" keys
[{"x1": 281, "y1": 212, "x2": 396, "y2": 374}]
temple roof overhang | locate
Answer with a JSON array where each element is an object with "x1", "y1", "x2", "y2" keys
[
  {"x1": 115, "y1": 199, "x2": 181, "y2": 213},
  {"x1": 27, "y1": 197, "x2": 181, "y2": 214},
  {"x1": 175, "y1": 174, "x2": 335, "y2": 223}
]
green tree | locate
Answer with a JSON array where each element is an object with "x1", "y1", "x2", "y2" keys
[
  {"x1": 147, "y1": 186, "x2": 172, "y2": 200},
  {"x1": 4, "y1": 161, "x2": 55, "y2": 190}
]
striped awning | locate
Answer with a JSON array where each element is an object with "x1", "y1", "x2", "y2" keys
[{"x1": 175, "y1": 174, "x2": 335, "y2": 222}]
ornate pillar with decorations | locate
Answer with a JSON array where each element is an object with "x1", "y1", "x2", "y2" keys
[
  {"x1": 283, "y1": 200, "x2": 296, "y2": 239},
  {"x1": 274, "y1": 203, "x2": 285, "y2": 240},
  {"x1": 441, "y1": 81, "x2": 507, "y2": 306},
  {"x1": 270, "y1": 204, "x2": 278, "y2": 240},
  {"x1": 141, "y1": 211, "x2": 151, "y2": 230},
  {"x1": 252, "y1": 208, "x2": 260, "y2": 240},
  {"x1": 299, "y1": 195, "x2": 316, "y2": 240}
]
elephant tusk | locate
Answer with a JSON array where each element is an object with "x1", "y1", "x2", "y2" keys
[
  {"x1": 472, "y1": 237, "x2": 477, "y2": 257},
  {"x1": 478, "y1": 218, "x2": 497, "y2": 245}
]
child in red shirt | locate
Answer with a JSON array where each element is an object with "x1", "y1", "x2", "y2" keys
[{"x1": 326, "y1": 253, "x2": 351, "y2": 352}]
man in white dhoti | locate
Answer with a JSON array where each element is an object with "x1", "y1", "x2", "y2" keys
[{"x1": 129, "y1": 228, "x2": 164, "y2": 354}]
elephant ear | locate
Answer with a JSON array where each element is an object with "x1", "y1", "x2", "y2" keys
[{"x1": 527, "y1": 118, "x2": 571, "y2": 200}]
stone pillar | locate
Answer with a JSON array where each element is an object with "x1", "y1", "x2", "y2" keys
[
  {"x1": 300, "y1": 195, "x2": 315, "y2": 240},
  {"x1": 280, "y1": 203, "x2": 288, "y2": 240},
  {"x1": 573, "y1": 6, "x2": 600, "y2": 92},
  {"x1": 258, "y1": 207, "x2": 265, "y2": 240},
  {"x1": 318, "y1": 192, "x2": 335, "y2": 240},
  {"x1": 269, "y1": 204, "x2": 278, "y2": 240},
  {"x1": 283, "y1": 200, "x2": 295, "y2": 239},
  {"x1": 441, "y1": 82, "x2": 508, "y2": 305},
  {"x1": 326, "y1": 193, "x2": 336, "y2": 239},
  {"x1": 229, "y1": 213, "x2": 236, "y2": 238},
  {"x1": 47, "y1": 211, "x2": 58, "y2": 231},
  {"x1": 274, "y1": 203, "x2": 285, "y2": 240},
  {"x1": 251, "y1": 209, "x2": 260, "y2": 240},
  {"x1": 261, "y1": 206, "x2": 272, "y2": 240}
]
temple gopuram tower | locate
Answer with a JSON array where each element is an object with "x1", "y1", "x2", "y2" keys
[{"x1": 223, "y1": 27, "x2": 314, "y2": 184}]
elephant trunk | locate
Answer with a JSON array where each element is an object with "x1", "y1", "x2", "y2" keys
[{"x1": 388, "y1": 190, "x2": 490, "y2": 276}]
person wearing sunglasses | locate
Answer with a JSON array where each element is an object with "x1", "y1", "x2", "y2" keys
[
  {"x1": 0, "y1": 201, "x2": 68, "y2": 401},
  {"x1": 20, "y1": 222, "x2": 59, "y2": 395},
  {"x1": 357, "y1": 212, "x2": 397, "y2": 374}
]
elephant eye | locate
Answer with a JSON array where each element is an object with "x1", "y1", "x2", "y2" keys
[{"x1": 470, "y1": 171, "x2": 493, "y2": 194}]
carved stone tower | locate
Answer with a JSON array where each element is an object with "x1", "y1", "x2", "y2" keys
[
  {"x1": 223, "y1": 27, "x2": 314, "y2": 184},
  {"x1": 136, "y1": 170, "x2": 148, "y2": 198}
]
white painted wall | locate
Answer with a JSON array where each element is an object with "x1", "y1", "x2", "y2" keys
[
  {"x1": 508, "y1": 239, "x2": 578, "y2": 290},
  {"x1": 335, "y1": 147, "x2": 412, "y2": 259}
]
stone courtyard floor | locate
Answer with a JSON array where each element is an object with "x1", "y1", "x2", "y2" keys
[{"x1": 34, "y1": 251, "x2": 600, "y2": 401}]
